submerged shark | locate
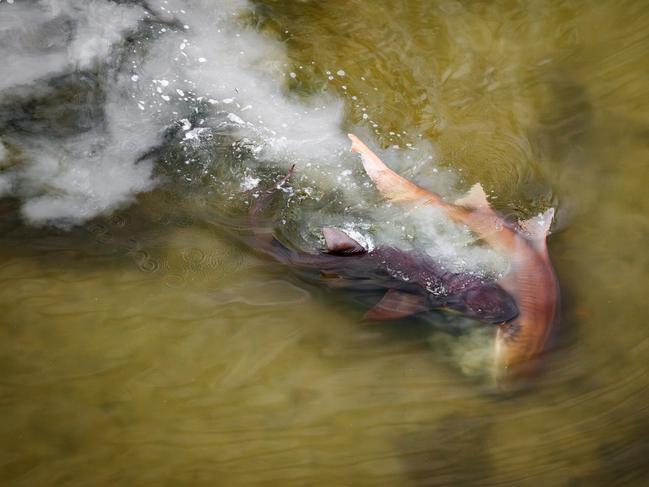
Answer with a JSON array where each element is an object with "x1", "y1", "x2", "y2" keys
[
  {"x1": 249, "y1": 166, "x2": 519, "y2": 328},
  {"x1": 347, "y1": 134, "x2": 559, "y2": 383}
]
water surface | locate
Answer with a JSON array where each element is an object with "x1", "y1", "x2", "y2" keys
[{"x1": 1, "y1": 0, "x2": 649, "y2": 485}]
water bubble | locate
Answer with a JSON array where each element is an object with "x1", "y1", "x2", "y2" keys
[
  {"x1": 125, "y1": 238, "x2": 140, "y2": 251},
  {"x1": 130, "y1": 249, "x2": 148, "y2": 261},
  {"x1": 138, "y1": 258, "x2": 159, "y2": 273},
  {"x1": 110, "y1": 214, "x2": 127, "y2": 227},
  {"x1": 87, "y1": 223, "x2": 106, "y2": 235},
  {"x1": 181, "y1": 247, "x2": 205, "y2": 264}
]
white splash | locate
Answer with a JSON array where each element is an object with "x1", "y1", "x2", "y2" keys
[
  {"x1": 0, "y1": 0, "x2": 508, "y2": 279},
  {"x1": 0, "y1": 0, "x2": 353, "y2": 227},
  {"x1": 0, "y1": 0, "x2": 145, "y2": 92}
]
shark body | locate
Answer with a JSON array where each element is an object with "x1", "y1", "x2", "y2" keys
[
  {"x1": 348, "y1": 134, "x2": 559, "y2": 383},
  {"x1": 249, "y1": 169, "x2": 519, "y2": 325}
]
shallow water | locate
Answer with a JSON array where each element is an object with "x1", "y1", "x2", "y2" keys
[{"x1": 1, "y1": 0, "x2": 649, "y2": 485}]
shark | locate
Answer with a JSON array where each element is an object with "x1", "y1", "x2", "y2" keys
[
  {"x1": 347, "y1": 133, "x2": 559, "y2": 384},
  {"x1": 249, "y1": 166, "x2": 519, "y2": 329}
]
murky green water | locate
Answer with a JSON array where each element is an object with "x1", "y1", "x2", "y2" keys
[{"x1": 2, "y1": 0, "x2": 649, "y2": 485}]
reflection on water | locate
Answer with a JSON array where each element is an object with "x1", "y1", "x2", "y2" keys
[{"x1": 2, "y1": 0, "x2": 649, "y2": 485}]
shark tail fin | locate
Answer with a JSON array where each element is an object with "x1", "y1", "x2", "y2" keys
[
  {"x1": 249, "y1": 165, "x2": 295, "y2": 226},
  {"x1": 248, "y1": 166, "x2": 296, "y2": 262},
  {"x1": 348, "y1": 133, "x2": 439, "y2": 204}
]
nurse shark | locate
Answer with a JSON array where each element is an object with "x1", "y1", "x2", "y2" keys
[
  {"x1": 347, "y1": 134, "x2": 559, "y2": 383},
  {"x1": 249, "y1": 166, "x2": 519, "y2": 328}
]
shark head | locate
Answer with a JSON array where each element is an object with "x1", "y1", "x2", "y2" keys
[{"x1": 447, "y1": 283, "x2": 519, "y2": 324}]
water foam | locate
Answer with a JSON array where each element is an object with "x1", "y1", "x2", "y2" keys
[
  {"x1": 139, "y1": 0, "x2": 351, "y2": 177},
  {"x1": 0, "y1": 0, "x2": 352, "y2": 226},
  {"x1": 0, "y1": 0, "x2": 506, "y2": 277},
  {"x1": 0, "y1": 0, "x2": 152, "y2": 226},
  {"x1": 0, "y1": 0, "x2": 146, "y2": 92}
]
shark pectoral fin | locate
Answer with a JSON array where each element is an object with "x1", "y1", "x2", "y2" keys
[
  {"x1": 363, "y1": 289, "x2": 430, "y2": 321},
  {"x1": 518, "y1": 208, "x2": 555, "y2": 251},
  {"x1": 322, "y1": 227, "x2": 367, "y2": 255},
  {"x1": 455, "y1": 183, "x2": 490, "y2": 210}
]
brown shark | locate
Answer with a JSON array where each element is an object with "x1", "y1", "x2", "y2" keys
[
  {"x1": 248, "y1": 167, "x2": 519, "y2": 326},
  {"x1": 348, "y1": 133, "x2": 559, "y2": 383}
]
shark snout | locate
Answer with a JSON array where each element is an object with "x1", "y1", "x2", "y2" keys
[{"x1": 453, "y1": 283, "x2": 519, "y2": 324}]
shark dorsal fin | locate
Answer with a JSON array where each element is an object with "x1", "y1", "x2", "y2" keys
[
  {"x1": 363, "y1": 289, "x2": 430, "y2": 320},
  {"x1": 322, "y1": 227, "x2": 367, "y2": 255},
  {"x1": 518, "y1": 208, "x2": 555, "y2": 249},
  {"x1": 455, "y1": 183, "x2": 490, "y2": 210}
]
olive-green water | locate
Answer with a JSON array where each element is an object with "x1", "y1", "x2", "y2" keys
[{"x1": 2, "y1": 0, "x2": 649, "y2": 485}]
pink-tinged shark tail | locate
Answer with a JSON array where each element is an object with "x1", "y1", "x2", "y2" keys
[
  {"x1": 348, "y1": 134, "x2": 439, "y2": 203},
  {"x1": 248, "y1": 166, "x2": 296, "y2": 263},
  {"x1": 348, "y1": 133, "x2": 560, "y2": 389}
]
